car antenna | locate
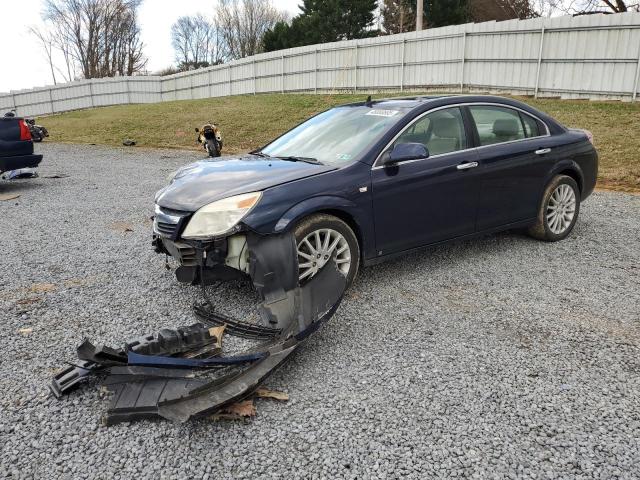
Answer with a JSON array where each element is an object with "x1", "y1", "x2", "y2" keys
[{"x1": 365, "y1": 95, "x2": 373, "y2": 107}]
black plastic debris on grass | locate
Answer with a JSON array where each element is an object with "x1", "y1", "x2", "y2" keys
[{"x1": 51, "y1": 232, "x2": 346, "y2": 425}]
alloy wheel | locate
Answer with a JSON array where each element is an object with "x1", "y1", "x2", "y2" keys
[
  {"x1": 297, "y1": 228, "x2": 351, "y2": 282},
  {"x1": 546, "y1": 184, "x2": 576, "y2": 234}
]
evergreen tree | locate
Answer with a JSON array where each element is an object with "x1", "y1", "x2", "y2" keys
[
  {"x1": 381, "y1": 0, "x2": 415, "y2": 34},
  {"x1": 429, "y1": 0, "x2": 469, "y2": 27},
  {"x1": 263, "y1": 0, "x2": 378, "y2": 52},
  {"x1": 410, "y1": 0, "x2": 470, "y2": 28}
]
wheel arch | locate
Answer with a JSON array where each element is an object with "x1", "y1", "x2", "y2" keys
[
  {"x1": 557, "y1": 167, "x2": 583, "y2": 193},
  {"x1": 273, "y1": 196, "x2": 368, "y2": 260},
  {"x1": 542, "y1": 160, "x2": 584, "y2": 200},
  {"x1": 532, "y1": 160, "x2": 584, "y2": 217}
]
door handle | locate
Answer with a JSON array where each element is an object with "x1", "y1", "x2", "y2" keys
[
  {"x1": 457, "y1": 161, "x2": 478, "y2": 170},
  {"x1": 535, "y1": 148, "x2": 551, "y2": 155}
]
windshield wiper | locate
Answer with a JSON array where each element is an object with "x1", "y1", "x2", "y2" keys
[
  {"x1": 274, "y1": 156, "x2": 323, "y2": 165},
  {"x1": 249, "y1": 150, "x2": 271, "y2": 158}
]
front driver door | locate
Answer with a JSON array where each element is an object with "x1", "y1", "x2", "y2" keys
[{"x1": 371, "y1": 107, "x2": 481, "y2": 256}]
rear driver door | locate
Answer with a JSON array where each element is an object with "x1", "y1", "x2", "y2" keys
[{"x1": 467, "y1": 104, "x2": 557, "y2": 230}]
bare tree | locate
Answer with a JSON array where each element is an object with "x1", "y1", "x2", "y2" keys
[
  {"x1": 543, "y1": 0, "x2": 638, "y2": 14},
  {"x1": 216, "y1": 0, "x2": 288, "y2": 59},
  {"x1": 29, "y1": 27, "x2": 58, "y2": 84},
  {"x1": 171, "y1": 14, "x2": 227, "y2": 69},
  {"x1": 41, "y1": 0, "x2": 147, "y2": 79},
  {"x1": 172, "y1": 16, "x2": 196, "y2": 66},
  {"x1": 29, "y1": 22, "x2": 78, "y2": 83}
]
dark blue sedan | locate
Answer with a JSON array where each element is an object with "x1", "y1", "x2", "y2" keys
[{"x1": 153, "y1": 95, "x2": 598, "y2": 288}]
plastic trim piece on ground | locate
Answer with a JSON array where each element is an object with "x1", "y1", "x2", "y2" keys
[{"x1": 51, "y1": 231, "x2": 347, "y2": 424}]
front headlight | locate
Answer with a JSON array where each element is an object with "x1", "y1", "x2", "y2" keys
[{"x1": 181, "y1": 191, "x2": 262, "y2": 239}]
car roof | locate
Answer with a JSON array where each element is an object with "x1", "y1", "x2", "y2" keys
[
  {"x1": 339, "y1": 94, "x2": 564, "y2": 134},
  {"x1": 343, "y1": 94, "x2": 532, "y2": 110},
  {"x1": 341, "y1": 96, "x2": 444, "y2": 109}
]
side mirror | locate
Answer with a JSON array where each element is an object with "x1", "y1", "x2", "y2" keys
[
  {"x1": 383, "y1": 142, "x2": 429, "y2": 166},
  {"x1": 195, "y1": 127, "x2": 200, "y2": 133}
]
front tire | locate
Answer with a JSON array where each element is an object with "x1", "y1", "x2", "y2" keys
[
  {"x1": 294, "y1": 214, "x2": 360, "y2": 288},
  {"x1": 528, "y1": 175, "x2": 580, "y2": 241}
]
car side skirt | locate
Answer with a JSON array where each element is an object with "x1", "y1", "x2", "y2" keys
[{"x1": 363, "y1": 218, "x2": 536, "y2": 266}]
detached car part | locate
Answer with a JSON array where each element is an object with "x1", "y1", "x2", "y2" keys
[{"x1": 52, "y1": 232, "x2": 347, "y2": 425}]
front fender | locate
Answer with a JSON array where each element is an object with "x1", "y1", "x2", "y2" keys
[
  {"x1": 272, "y1": 195, "x2": 375, "y2": 260},
  {"x1": 274, "y1": 195, "x2": 360, "y2": 233}
]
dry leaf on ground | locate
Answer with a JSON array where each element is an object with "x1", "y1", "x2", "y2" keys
[
  {"x1": 208, "y1": 325, "x2": 226, "y2": 345},
  {"x1": 0, "y1": 193, "x2": 20, "y2": 201},
  {"x1": 16, "y1": 297, "x2": 41, "y2": 305},
  {"x1": 18, "y1": 328, "x2": 33, "y2": 335},
  {"x1": 28, "y1": 283, "x2": 56, "y2": 293},
  {"x1": 110, "y1": 221, "x2": 134, "y2": 233},
  {"x1": 222, "y1": 399, "x2": 256, "y2": 418},
  {"x1": 255, "y1": 388, "x2": 289, "y2": 401}
]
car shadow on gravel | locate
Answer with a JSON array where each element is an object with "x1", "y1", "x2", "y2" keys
[
  {"x1": 0, "y1": 179, "x2": 46, "y2": 194},
  {"x1": 359, "y1": 229, "x2": 532, "y2": 279}
]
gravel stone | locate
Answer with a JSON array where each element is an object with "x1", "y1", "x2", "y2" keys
[{"x1": 1, "y1": 143, "x2": 639, "y2": 479}]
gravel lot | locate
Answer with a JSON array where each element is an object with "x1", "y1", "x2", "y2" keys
[{"x1": 1, "y1": 143, "x2": 639, "y2": 479}]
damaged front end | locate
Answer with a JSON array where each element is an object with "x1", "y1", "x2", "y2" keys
[
  {"x1": 53, "y1": 227, "x2": 347, "y2": 424},
  {"x1": 151, "y1": 191, "x2": 263, "y2": 286}
]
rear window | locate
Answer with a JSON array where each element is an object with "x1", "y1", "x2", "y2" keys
[{"x1": 520, "y1": 112, "x2": 541, "y2": 138}]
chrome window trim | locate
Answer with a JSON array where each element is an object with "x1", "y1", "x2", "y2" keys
[{"x1": 371, "y1": 102, "x2": 551, "y2": 170}]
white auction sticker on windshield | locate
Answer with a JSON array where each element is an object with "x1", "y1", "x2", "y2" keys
[{"x1": 366, "y1": 109, "x2": 399, "y2": 117}]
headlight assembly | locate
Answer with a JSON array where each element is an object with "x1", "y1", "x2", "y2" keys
[{"x1": 181, "y1": 192, "x2": 262, "y2": 239}]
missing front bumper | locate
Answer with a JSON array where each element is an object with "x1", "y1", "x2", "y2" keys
[{"x1": 154, "y1": 231, "x2": 251, "y2": 284}]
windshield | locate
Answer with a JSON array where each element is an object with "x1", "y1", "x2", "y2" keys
[{"x1": 260, "y1": 105, "x2": 407, "y2": 166}]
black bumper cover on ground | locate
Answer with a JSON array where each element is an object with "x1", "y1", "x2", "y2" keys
[{"x1": 52, "y1": 231, "x2": 347, "y2": 425}]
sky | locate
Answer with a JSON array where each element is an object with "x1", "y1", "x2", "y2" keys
[{"x1": 0, "y1": 0, "x2": 302, "y2": 94}]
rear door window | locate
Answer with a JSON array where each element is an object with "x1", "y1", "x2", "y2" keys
[{"x1": 469, "y1": 106, "x2": 526, "y2": 146}]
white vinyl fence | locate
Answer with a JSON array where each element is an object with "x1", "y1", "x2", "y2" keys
[{"x1": 3, "y1": 13, "x2": 640, "y2": 117}]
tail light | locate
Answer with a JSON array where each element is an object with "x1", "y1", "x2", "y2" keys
[{"x1": 18, "y1": 120, "x2": 32, "y2": 141}]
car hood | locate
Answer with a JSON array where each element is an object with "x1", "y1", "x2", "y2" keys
[{"x1": 155, "y1": 154, "x2": 336, "y2": 211}]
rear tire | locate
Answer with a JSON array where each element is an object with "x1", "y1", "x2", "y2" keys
[
  {"x1": 527, "y1": 175, "x2": 580, "y2": 242},
  {"x1": 293, "y1": 214, "x2": 360, "y2": 288},
  {"x1": 206, "y1": 139, "x2": 220, "y2": 157}
]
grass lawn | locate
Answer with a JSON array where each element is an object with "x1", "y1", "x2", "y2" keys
[{"x1": 42, "y1": 93, "x2": 640, "y2": 192}]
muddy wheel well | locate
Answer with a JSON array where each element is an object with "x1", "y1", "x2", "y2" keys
[{"x1": 557, "y1": 168, "x2": 582, "y2": 193}]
